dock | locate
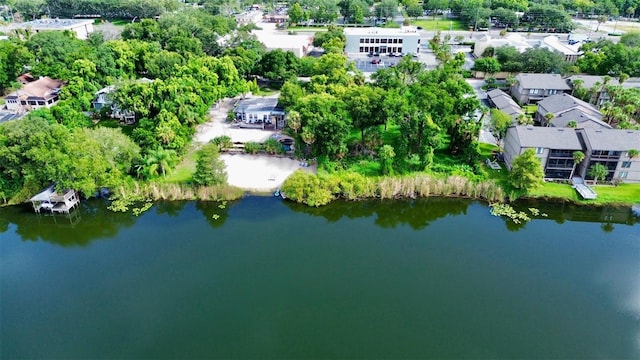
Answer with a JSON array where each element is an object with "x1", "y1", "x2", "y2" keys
[
  {"x1": 572, "y1": 177, "x2": 597, "y2": 200},
  {"x1": 30, "y1": 185, "x2": 80, "y2": 214}
]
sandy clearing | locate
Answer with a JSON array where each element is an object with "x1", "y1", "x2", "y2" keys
[
  {"x1": 193, "y1": 97, "x2": 314, "y2": 192},
  {"x1": 221, "y1": 154, "x2": 315, "y2": 192},
  {"x1": 194, "y1": 96, "x2": 280, "y2": 144}
]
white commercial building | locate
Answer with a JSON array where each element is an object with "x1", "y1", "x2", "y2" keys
[
  {"x1": 344, "y1": 26, "x2": 420, "y2": 55},
  {"x1": 540, "y1": 36, "x2": 581, "y2": 63},
  {"x1": 473, "y1": 34, "x2": 531, "y2": 58},
  {"x1": 13, "y1": 19, "x2": 95, "y2": 40},
  {"x1": 253, "y1": 29, "x2": 313, "y2": 58}
]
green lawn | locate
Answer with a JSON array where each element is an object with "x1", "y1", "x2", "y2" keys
[
  {"x1": 254, "y1": 86, "x2": 279, "y2": 96},
  {"x1": 409, "y1": 19, "x2": 464, "y2": 31},
  {"x1": 162, "y1": 147, "x2": 199, "y2": 184},
  {"x1": 529, "y1": 182, "x2": 640, "y2": 205},
  {"x1": 110, "y1": 19, "x2": 131, "y2": 26},
  {"x1": 94, "y1": 119, "x2": 135, "y2": 137},
  {"x1": 524, "y1": 105, "x2": 537, "y2": 114},
  {"x1": 478, "y1": 143, "x2": 499, "y2": 157}
]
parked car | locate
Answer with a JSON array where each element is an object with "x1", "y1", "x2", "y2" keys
[{"x1": 371, "y1": 58, "x2": 380, "y2": 64}]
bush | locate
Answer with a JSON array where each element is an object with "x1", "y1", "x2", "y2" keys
[
  {"x1": 244, "y1": 142, "x2": 261, "y2": 154},
  {"x1": 263, "y1": 138, "x2": 285, "y2": 155},
  {"x1": 211, "y1": 135, "x2": 233, "y2": 151}
]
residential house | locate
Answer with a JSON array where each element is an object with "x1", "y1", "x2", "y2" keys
[
  {"x1": 535, "y1": 93, "x2": 611, "y2": 129},
  {"x1": 503, "y1": 126, "x2": 583, "y2": 180},
  {"x1": 91, "y1": 78, "x2": 153, "y2": 124},
  {"x1": 567, "y1": 75, "x2": 640, "y2": 107},
  {"x1": 576, "y1": 128, "x2": 640, "y2": 183},
  {"x1": 503, "y1": 126, "x2": 640, "y2": 183},
  {"x1": 510, "y1": 73, "x2": 571, "y2": 105},
  {"x1": 5, "y1": 76, "x2": 63, "y2": 113},
  {"x1": 17, "y1": 73, "x2": 35, "y2": 85},
  {"x1": 486, "y1": 89, "x2": 523, "y2": 121},
  {"x1": 234, "y1": 97, "x2": 286, "y2": 130}
]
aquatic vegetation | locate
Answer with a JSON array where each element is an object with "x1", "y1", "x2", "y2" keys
[{"x1": 490, "y1": 204, "x2": 546, "y2": 223}]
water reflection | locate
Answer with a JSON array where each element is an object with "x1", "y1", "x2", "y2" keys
[
  {"x1": 285, "y1": 197, "x2": 470, "y2": 230},
  {"x1": 0, "y1": 201, "x2": 136, "y2": 247},
  {"x1": 194, "y1": 200, "x2": 233, "y2": 228},
  {"x1": 1, "y1": 197, "x2": 637, "y2": 247}
]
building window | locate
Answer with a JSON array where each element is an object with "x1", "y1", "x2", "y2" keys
[
  {"x1": 359, "y1": 38, "x2": 364, "y2": 43},
  {"x1": 620, "y1": 171, "x2": 628, "y2": 178},
  {"x1": 375, "y1": 38, "x2": 380, "y2": 43},
  {"x1": 549, "y1": 89, "x2": 557, "y2": 95},
  {"x1": 536, "y1": 147, "x2": 544, "y2": 154},
  {"x1": 381, "y1": 38, "x2": 387, "y2": 43},
  {"x1": 530, "y1": 89, "x2": 540, "y2": 94},
  {"x1": 399, "y1": 39, "x2": 403, "y2": 44},
  {"x1": 622, "y1": 161, "x2": 632, "y2": 168}
]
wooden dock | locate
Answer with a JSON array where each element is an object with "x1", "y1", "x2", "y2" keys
[{"x1": 30, "y1": 185, "x2": 80, "y2": 214}]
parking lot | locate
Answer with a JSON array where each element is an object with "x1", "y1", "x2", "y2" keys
[{"x1": 349, "y1": 50, "x2": 440, "y2": 73}]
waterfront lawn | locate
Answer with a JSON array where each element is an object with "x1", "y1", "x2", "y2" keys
[
  {"x1": 410, "y1": 19, "x2": 464, "y2": 31},
  {"x1": 529, "y1": 182, "x2": 640, "y2": 205},
  {"x1": 162, "y1": 147, "x2": 198, "y2": 184},
  {"x1": 529, "y1": 183, "x2": 580, "y2": 201},
  {"x1": 590, "y1": 184, "x2": 640, "y2": 205}
]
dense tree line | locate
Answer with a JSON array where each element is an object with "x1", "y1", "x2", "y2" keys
[
  {"x1": 576, "y1": 34, "x2": 640, "y2": 77},
  {"x1": 276, "y1": 41, "x2": 481, "y2": 175},
  {"x1": 0, "y1": 8, "x2": 251, "y2": 202},
  {"x1": 9, "y1": 0, "x2": 178, "y2": 20}
]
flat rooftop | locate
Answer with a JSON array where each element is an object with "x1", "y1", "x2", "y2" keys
[
  {"x1": 344, "y1": 26, "x2": 420, "y2": 37},
  {"x1": 14, "y1": 19, "x2": 94, "y2": 30}
]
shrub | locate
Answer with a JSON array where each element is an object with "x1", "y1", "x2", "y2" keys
[
  {"x1": 263, "y1": 138, "x2": 285, "y2": 155},
  {"x1": 244, "y1": 142, "x2": 262, "y2": 154},
  {"x1": 211, "y1": 135, "x2": 233, "y2": 151}
]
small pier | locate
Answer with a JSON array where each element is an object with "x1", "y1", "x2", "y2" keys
[
  {"x1": 572, "y1": 177, "x2": 597, "y2": 200},
  {"x1": 30, "y1": 185, "x2": 80, "y2": 214}
]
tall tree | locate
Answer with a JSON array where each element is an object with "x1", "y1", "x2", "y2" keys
[
  {"x1": 588, "y1": 163, "x2": 609, "y2": 184},
  {"x1": 193, "y1": 143, "x2": 227, "y2": 186},
  {"x1": 509, "y1": 148, "x2": 544, "y2": 192}
]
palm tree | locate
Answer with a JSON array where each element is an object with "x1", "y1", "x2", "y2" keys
[
  {"x1": 141, "y1": 146, "x2": 177, "y2": 178},
  {"x1": 287, "y1": 110, "x2": 301, "y2": 134},
  {"x1": 600, "y1": 102, "x2": 615, "y2": 124},
  {"x1": 570, "y1": 150, "x2": 585, "y2": 179},
  {"x1": 544, "y1": 112, "x2": 555, "y2": 127},
  {"x1": 567, "y1": 120, "x2": 578, "y2": 128},
  {"x1": 588, "y1": 163, "x2": 609, "y2": 185},
  {"x1": 517, "y1": 113, "x2": 533, "y2": 125},
  {"x1": 570, "y1": 79, "x2": 583, "y2": 96},
  {"x1": 300, "y1": 128, "x2": 316, "y2": 157},
  {"x1": 618, "y1": 73, "x2": 629, "y2": 85}
]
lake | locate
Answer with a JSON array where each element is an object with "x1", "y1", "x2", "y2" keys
[{"x1": 1, "y1": 197, "x2": 639, "y2": 358}]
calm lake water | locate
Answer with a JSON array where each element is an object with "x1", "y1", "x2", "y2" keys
[{"x1": 1, "y1": 197, "x2": 639, "y2": 359}]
